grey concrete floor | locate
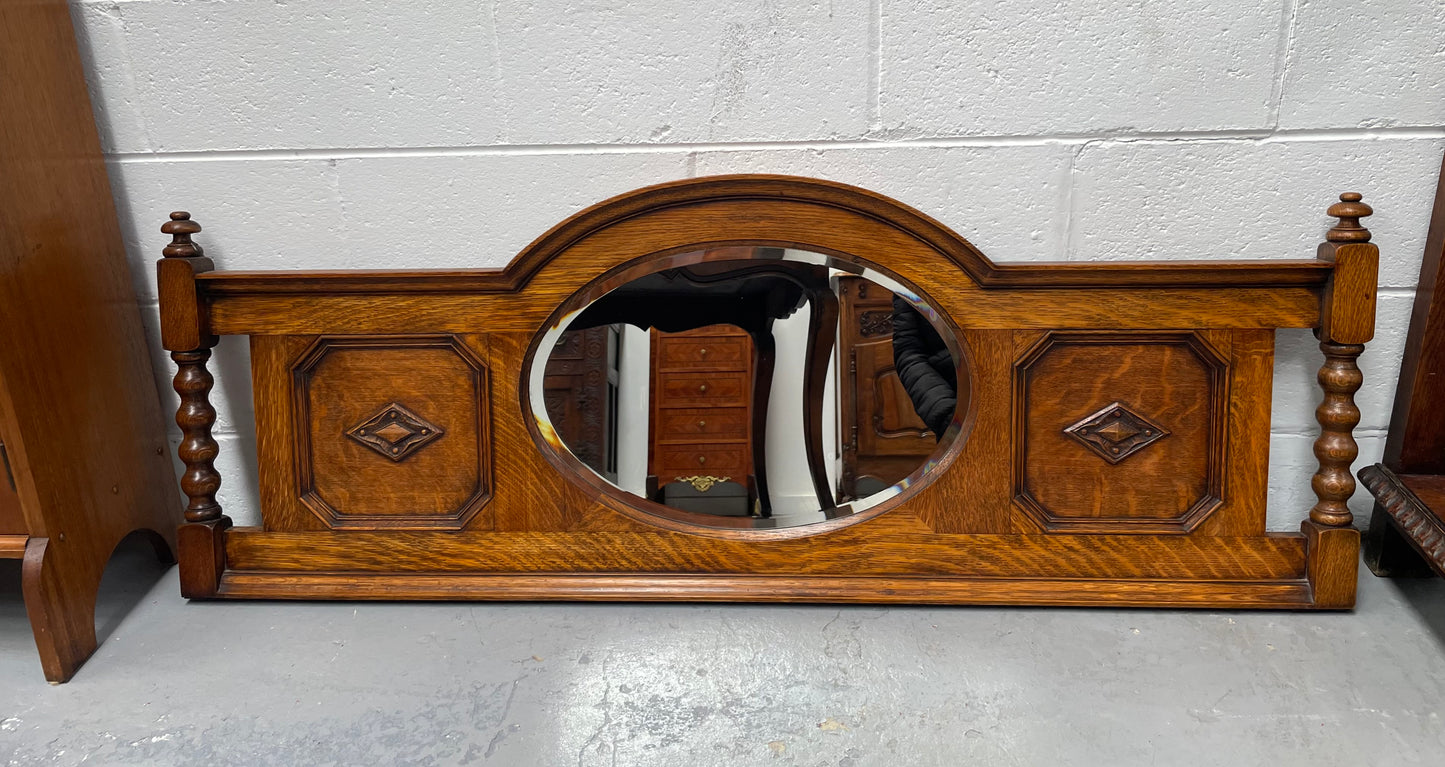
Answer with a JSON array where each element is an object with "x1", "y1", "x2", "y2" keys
[{"x1": 3, "y1": 539, "x2": 1445, "y2": 766}]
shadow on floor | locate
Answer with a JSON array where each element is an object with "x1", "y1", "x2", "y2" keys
[{"x1": 1385, "y1": 569, "x2": 1445, "y2": 644}]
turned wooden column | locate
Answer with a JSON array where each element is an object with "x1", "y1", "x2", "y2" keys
[
  {"x1": 158, "y1": 212, "x2": 231, "y2": 597},
  {"x1": 171, "y1": 348, "x2": 221, "y2": 522},
  {"x1": 1303, "y1": 192, "x2": 1378, "y2": 607},
  {"x1": 1309, "y1": 341, "x2": 1365, "y2": 527}
]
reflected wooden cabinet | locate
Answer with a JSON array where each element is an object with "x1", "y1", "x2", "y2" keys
[
  {"x1": 543, "y1": 326, "x2": 620, "y2": 483},
  {"x1": 649, "y1": 325, "x2": 756, "y2": 515},
  {"x1": 837, "y1": 276, "x2": 938, "y2": 500}
]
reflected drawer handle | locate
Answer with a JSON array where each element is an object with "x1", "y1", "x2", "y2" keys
[
  {"x1": 698, "y1": 384, "x2": 709, "y2": 393},
  {"x1": 698, "y1": 348, "x2": 709, "y2": 357},
  {"x1": 697, "y1": 419, "x2": 707, "y2": 429},
  {"x1": 697, "y1": 455, "x2": 707, "y2": 465}
]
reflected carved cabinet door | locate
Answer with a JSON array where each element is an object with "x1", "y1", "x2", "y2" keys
[
  {"x1": 542, "y1": 325, "x2": 620, "y2": 483},
  {"x1": 837, "y1": 276, "x2": 938, "y2": 499}
]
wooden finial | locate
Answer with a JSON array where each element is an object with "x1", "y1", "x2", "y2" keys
[
  {"x1": 161, "y1": 211, "x2": 204, "y2": 258},
  {"x1": 1326, "y1": 192, "x2": 1372, "y2": 243}
]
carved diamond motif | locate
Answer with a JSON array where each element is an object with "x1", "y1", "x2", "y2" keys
[
  {"x1": 1064, "y1": 402, "x2": 1169, "y2": 465},
  {"x1": 345, "y1": 402, "x2": 444, "y2": 462}
]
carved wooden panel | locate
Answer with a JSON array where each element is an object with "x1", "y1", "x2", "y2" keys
[
  {"x1": 292, "y1": 335, "x2": 491, "y2": 530},
  {"x1": 1013, "y1": 331, "x2": 1228, "y2": 533}
]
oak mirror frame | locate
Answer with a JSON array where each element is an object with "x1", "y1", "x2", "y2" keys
[{"x1": 158, "y1": 174, "x2": 1377, "y2": 609}]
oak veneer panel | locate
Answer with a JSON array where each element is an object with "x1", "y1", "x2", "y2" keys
[
  {"x1": 296, "y1": 336, "x2": 490, "y2": 530},
  {"x1": 1015, "y1": 332, "x2": 1225, "y2": 533},
  {"x1": 252, "y1": 334, "x2": 321, "y2": 531},
  {"x1": 223, "y1": 528, "x2": 1306, "y2": 581},
  {"x1": 489, "y1": 331, "x2": 595, "y2": 533},
  {"x1": 1198, "y1": 328, "x2": 1275, "y2": 537},
  {"x1": 909, "y1": 329, "x2": 1013, "y2": 535}
]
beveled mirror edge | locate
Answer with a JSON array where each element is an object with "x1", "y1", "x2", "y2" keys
[{"x1": 521, "y1": 243, "x2": 976, "y2": 541}]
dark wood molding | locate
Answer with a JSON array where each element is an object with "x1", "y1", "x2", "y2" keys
[{"x1": 1359, "y1": 464, "x2": 1445, "y2": 576}]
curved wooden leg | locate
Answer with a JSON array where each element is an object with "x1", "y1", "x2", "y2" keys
[
  {"x1": 802, "y1": 286, "x2": 839, "y2": 511},
  {"x1": 22, "y1": 537, "x2": 99, "y2": 684}
]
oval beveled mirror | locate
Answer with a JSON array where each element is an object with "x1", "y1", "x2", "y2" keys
[{"x1": 528, "y1": 246, "x2": 970, "y2": 530}]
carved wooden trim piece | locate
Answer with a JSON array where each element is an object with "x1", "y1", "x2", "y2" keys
[
  {"x1": 1309, "y1": 341, "x2": 1365, "y2": 527},
  {"x1": 290, "y1": 335, "x2": 492, "y2": 531},
  {"x1": 345, "y1": 402, "x2": 444, "y2": 462},
  {"x1": 1358, "y1": 464, "x2": 1445, "y2": 572},
  {"x1": 1011, "y1": 330, "x2": 1229, "y2": 534},
  {"x1": 858, "y1": 310, "x2": 893, "y2": 337},
  {"x1": 1064, "y1": 402, "x2": 1170, "y2": 465}
]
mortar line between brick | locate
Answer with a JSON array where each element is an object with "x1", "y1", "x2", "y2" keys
[
  {"x1": 1266, "y1": 0, "x2": 1303, "y2": 130},
  {"x1": 104, "y1": 127, "x2": 1445, "y2": 164}
]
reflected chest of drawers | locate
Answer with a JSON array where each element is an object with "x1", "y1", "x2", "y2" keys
[{"x1": 649, "y1": 325, "x2": 756, "y2": 513}]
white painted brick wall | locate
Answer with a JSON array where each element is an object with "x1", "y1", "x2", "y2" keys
[{"x1": 67, "y1": 0, "x2": 1445, "y2": 531}]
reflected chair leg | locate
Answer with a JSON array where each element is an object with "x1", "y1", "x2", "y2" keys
[
  {"x1": 802, "y1": 285, "x2": 839, "y2": 511},
  {"x1": 750, "y1": 322, "x2": 776, "y2": 517}
]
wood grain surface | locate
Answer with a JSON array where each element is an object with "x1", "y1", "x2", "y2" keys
[{"x1": 1, "y1": 0, "x2": 180, "y2": 682}]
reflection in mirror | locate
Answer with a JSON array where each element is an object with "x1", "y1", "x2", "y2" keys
[{"x1": 534, "y1": 247, "x2": 968, "y2": 530}]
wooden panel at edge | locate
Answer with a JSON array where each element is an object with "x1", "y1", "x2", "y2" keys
[
  {"x1": 252, "y1": 335, "x2": 323, "y2": 531},
  {"x1": 489, "y1": 331, "x2": 600, "y2": 532},
  {"x1": 913, "y1": 329, "x2": 1012, "y2": 533},
  {"x1": 1196, "y1": 329, "x2": 1272, "y2": 536}
]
